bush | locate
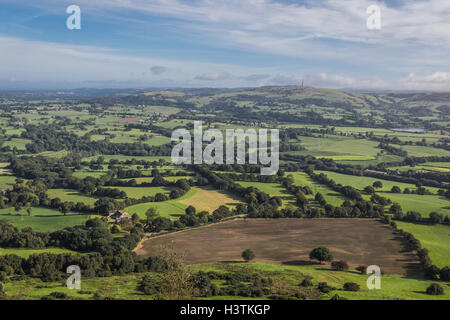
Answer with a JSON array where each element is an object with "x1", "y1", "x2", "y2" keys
[
  {"x1": 331, "y1": 260, "x2": 349, "y2": 271},
  {"x1": 426, "y1": 283, "x2": 444, "y2": 295},
  {"x1": 330, "y1": 294, "x2": 348, "y2": 300},
  {"x1": 424, "y1": 265, "x2": 441, "y2": 280},
  {"x1": 300, "y1": 278, "x2": 313, "y2": 287},
  {"x1": 356, "y1": 265, "x2": 367, "y2": 274},
  {"x1": 343, "y1": 282, "x2": 360, "y2": 292},
  {"x1": 47, "y1": 292, "x2": 68, "y2": 299},
  {"x1": 317, "y1": 282, "x2": 334, "y2": 293},
  {"x1": 439, "y1": 266, "x2": 450, "y2": 281}
]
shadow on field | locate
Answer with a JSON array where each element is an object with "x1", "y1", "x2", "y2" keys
[
  {"x1": 412, "y1": 291, "x2": 426, "y2": 295},
  {"x1": 282, "y1": 260, "x2": 317, "y2": 266}
]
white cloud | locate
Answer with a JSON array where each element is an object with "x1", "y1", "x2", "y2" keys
[{"x1": 195, "y1": 72, "x2": 236, "y2": 81}]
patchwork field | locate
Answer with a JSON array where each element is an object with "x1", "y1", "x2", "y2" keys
[{"x1": 135, "y1": 218, "x2": 421, "y2": 275}]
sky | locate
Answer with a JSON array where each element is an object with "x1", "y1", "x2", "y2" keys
[{"x1": 0, "y1": 0, "x2": 449, "y2": 90}]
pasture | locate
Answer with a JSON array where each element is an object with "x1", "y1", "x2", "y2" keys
[
  {"x1": 0, "y1": 207, "x2": 90, "y2": 232},
  {"x1": 286, "y1": 171, "x2": 347, "y2": 206},
  {"x1": 396, "y1": 221, "x2": 450, "y2": 268},
  {"x1": 105, "y1": 186, "x2": 171, "y2": 198},
  {"x1": 235, "y1": 181, "x2": 295, "y2": 207},
  {"x1": 47, "y1": 189, "x2": 98, "y2": 206},
  {"x1": 0, "y1": 247, "x2": 78, "y2": 258},
  {"x1": 283, "y1": 135, "x2": 381, "y2": 161}
]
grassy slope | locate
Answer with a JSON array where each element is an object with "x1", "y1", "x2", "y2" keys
[{"x1": 4, "y1": 262, "x2": 450, "y2": 300}]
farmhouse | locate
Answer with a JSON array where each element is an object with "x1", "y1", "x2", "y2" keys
[{"x1": 108, "y1": 210, "x2": 131, "y2": 224}]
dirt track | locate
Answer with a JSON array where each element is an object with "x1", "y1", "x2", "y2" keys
[{"x1": 134, "y1": 218, "x2": 421, "y2": 275}]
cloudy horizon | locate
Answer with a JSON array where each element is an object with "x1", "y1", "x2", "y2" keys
[{"x1": 1, "y1": 0, "x2": 450, "y2": 91}]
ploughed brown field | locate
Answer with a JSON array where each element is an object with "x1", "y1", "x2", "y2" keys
[{"x1": 135, "y1": 218, "x2": 421, "y2": 275}]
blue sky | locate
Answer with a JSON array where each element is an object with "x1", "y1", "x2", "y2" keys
[{"x1": 0, "y1": 0, "x2": 449, "y2": 90}]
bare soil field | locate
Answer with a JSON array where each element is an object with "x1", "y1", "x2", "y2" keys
[{"x1": 135, "y1": 218, "x2": 421, "y2": 275}]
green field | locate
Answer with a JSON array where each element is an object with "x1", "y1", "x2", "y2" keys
[
  {"x1": 395, "y1": 222, "x2": 450, "y2": 268},
  {"x1": 286, "y1": 171, "x2": 347, "y2": 206},
  {"x1": 3, "y1": 138, "x2": 32, "y2": 150},
  {"x1": 315, "y1": 170, "x2": 449, "y2": 217},
  {"x1": 72, "y1": 170, "x2": 108, "y2": 179},
  {"x1": 284, "y1": 135, "x2": 381, "y2": 161},
  {"x1": 397, "y1": 145, "x2": 450, "y2": 158},
  {"x1": 105, "y1": 186, "x2": 171, "y2": 199},
  {"x1": 0, "y1": 207, "x2": 91, "y2": 232},
  {"x1": 82, "y1": 155, "x2": 172, "y2": 163},
  {"x1": 378, "y1": 193, "x2": 450, "y2": 217},
  {"x1": 47, "y1": 189, "x2": 98, "y2": 206},
  {"x1": 0, "y1": 175, "x2": 18, "y2": 189},
  {"x1": 235, "y1": 181, "x2": 295, "y2": 207},
  {"x1": 316, "y1": 170, "x2": 441, "y2": 194},
  {"x1": 390, "y1": 162, "x2": 450, "y2": 173},
  {"x1": 124, "y1": 188, "x2": 197, "y2": 218},
  {"x1": 0, "y1": 247, "x2": 78, "y2": 258}
]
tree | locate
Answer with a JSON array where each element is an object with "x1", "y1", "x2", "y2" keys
[
  {"x1": 185, "y1": 205, "x2": 196, "y2": 215},
  {"x1": 309, "y1": 247, "x2": 333, "y2": 264},
  {"x1": 364, "y1": 186, "x2": 375, "y2": 194},
  {"x1": 145, "y1": 206, "x2": 159, "y2": 225},
  {"x1": 356, "y1": 265, "x2": 367, "y2": 274},
  {"x1": 426, "y1": 283, "x2": 444, "y2": 295},
  {"x1": 391, "y1": 186, "x2": 401, "y2": 193},
  {"x1": 405, "y1": 211, "x2": 421, "y2": 223},
  {"x1": 439, "y1": 266, "x2": 450, "y2": 281},
  {"x1": 343, "y1": 282, "x2": 360, "y2": 291},
  {"x1": 424, "y1": 265, "x2": 440, "y2": 280},
  {"x1": 372, "y1": 181, "x2": 383, "y2": 189},
  {"x1": 429, "y1": 212, "x2": 443, "y2": 224},
  {"x1": 241, "y1": 249, "x2": 255, "y2": 262},
  {"x1": 331, "y1": 260, "x2": 349, "y2": 271}
]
